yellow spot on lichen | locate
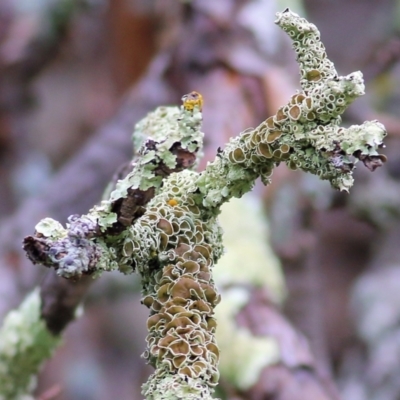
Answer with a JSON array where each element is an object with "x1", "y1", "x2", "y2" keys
[
  {"x1": 167, "y1": 199, "x2": 179, "y2": 207},
  {"x1": 182, "y1": 91, "x2": 203, "y2": 111}
]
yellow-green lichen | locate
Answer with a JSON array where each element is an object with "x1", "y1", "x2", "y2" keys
[
  {"x1": 193, "y1": 9, "x2": 387, "y2": 202},
  {"x1": 215, "y1": 192, "x2": 286, "y2": 303},
  {"x1": 20, "y1": 9, "x2": 388, "y2": 400},
  {"x1": 35, "y1": 218, "x2": 66, "y2": 240},
  {"x1": 143, "y1": 374, "x2": 213, "y2": 400},
  {"x1": 214, "y1": 287, "x2": 280, "y2": 390},
  {"x1": 111, "y1": 102, "x2": 203, "y2": 199},
  {"x1": 135, "y1": 195, "x2": 222, "y2": 397}
]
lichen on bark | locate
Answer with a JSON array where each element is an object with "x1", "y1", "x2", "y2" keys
[{"x1": 18, "y1": 8, "x2": 388, "y2": 400}]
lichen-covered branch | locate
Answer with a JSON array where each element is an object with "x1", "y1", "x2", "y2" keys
[
  {"x1": 23, "y1": 93, "x2": 204, "y2": 278},
  {"x1": 194, "y1": 9, "x2": 386, "y2": 209},
  {"x1": 17, "y1": 9, "x2": 387, "y2": 400}
]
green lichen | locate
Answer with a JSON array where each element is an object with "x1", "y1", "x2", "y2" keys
[
  {"x1": 193, "y1": 9, "x2": 386, "y2": 206},
  {"x1": 212, "y1": 194, "x2": 285, "y2": 390},
  {"x1": 19, "y1": 9, "x2": 388, "y2": 400},
  {"x1": 214, "y1": 288, "x2": 280, "y2": 390},
  {"x1": 274, "y1": 10, "x2": 386, "y2": 190},
  {"x1": 143, "y1": 374, "x2": 213, "y2": 400},
  {"x1": 24, "y1": 97, "x2": 205, "y2": 279},
  {"x1": 129, "y1": 179, "x2": 222, "y2": 397},
  {"x1": 111, "y1": 105, "x2": 203, "y2": 199},
  {"x1": 0, "y1": 289, "x2": 60, "y2": 400},
  {"x1": 35, "y1": 218, "x2": 66, "y2": 239},
  {"x1": 96, "y1": 205, "x2": 118, "y2": 232},
  {"x1": 195, "y1": 147, "x2": 260, "y2": 210},
  {"x1": 215, "y1": 193, "x2": 286, "y2": 302}
]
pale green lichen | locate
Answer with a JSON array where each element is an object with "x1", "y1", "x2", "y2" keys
[
  {"x1": 214, "y1": 287, "x2": 280, "y2": 390},
  {"x1": 24, "y1": 97, "x2": 205, "y2": 279},
  {"x1": 195, "y1": 149, "x2": 260, "y2": 210},
  {"x1": 193, "y1": 9, "x2": 386, "y2": 205},
  {"x1": 95, "y1": 205, "x2": 118, "y2": 231},
  {"x1": 212, "y1": 194, "x2": 285, "y2": 390},
  {"x1": 273, "y1": 10, "x2": 386, "y2": 191},
  {"x1": 35, "y1": 218, "x2": 66, "y2": 239},
  {"x1": 215, "y1": 192, "x2": 286, "y2": 302},
  {"x1": 120, "y1": 11, "x2": 385, "y2": 397},
  {"x1": 143, "y1": 374, "x2": 213, "y2": 400},
  {"x1": 19, "y1": 9, "x2": 388, "y2": 400},
  {"x1": 0, "y1": 289, "x2": 60, "y2": 400},
  {"x1": 111, "y1": 105, "x2": 203, "y2": 199},
  {"x1": 131, "y1": 182, "x2": 222, "y2": 397}
]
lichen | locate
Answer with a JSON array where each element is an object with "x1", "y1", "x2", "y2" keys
[
  {"x1": 35, "y1": 218, "x2": 66, "y2": 239},
  {"x1": 131, "y1": 178, "x2": 222, "y2": 398},
  {"x1": 111, "y1": 93, "x2": 203, "y2": 198},
  {"x1": 214, "y1": 287, "x2": 280, "y2": 390},
  {"x1": 19, "y1": 9, "x2": 388, "y2": 400},
  {"x1": 23, "y1": 93, "x2": 205, "y2": 279},
  {"x1": 194, "y1": 10, "x2": 386, "y2": 198},
  {"x1": 273, "y1": 10, "x2": 386, "y2": 191},
  {"x1": 143, "y1": 374, "x2": 213, "y2": 400},
  {"x1": 0, "y1": 289, "x2": 60, "y2": 400},
  {"x1": 215, "y1": 192, "x2": 285, "y2": 302}
]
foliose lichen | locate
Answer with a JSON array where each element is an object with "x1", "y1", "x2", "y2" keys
[
  {"x1": 195, "y1": 10, "x2": 386, "y2": 198},
  {"x1": 111, "y1": 96, "x2": 203, "y2": 199},
  {"x1": 23, "y1": 92, "x2": 205, "y2": 279},
  {"x1": 214, "y1": 287, "x2": 280, "y2": 390},
  {"x1": 273, "y1": 9, "x2": 386, "y2": 190},
  {"x1": 137, "y1": 193, "x2": 222, "y2": 398},
  {"x1": 20, "y1": 9, "x2": 388, "y2": 400}
]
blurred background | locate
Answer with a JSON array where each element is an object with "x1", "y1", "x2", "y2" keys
[{"x1": 1, "y1": 0, "x2": 400, "y2": 399}]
